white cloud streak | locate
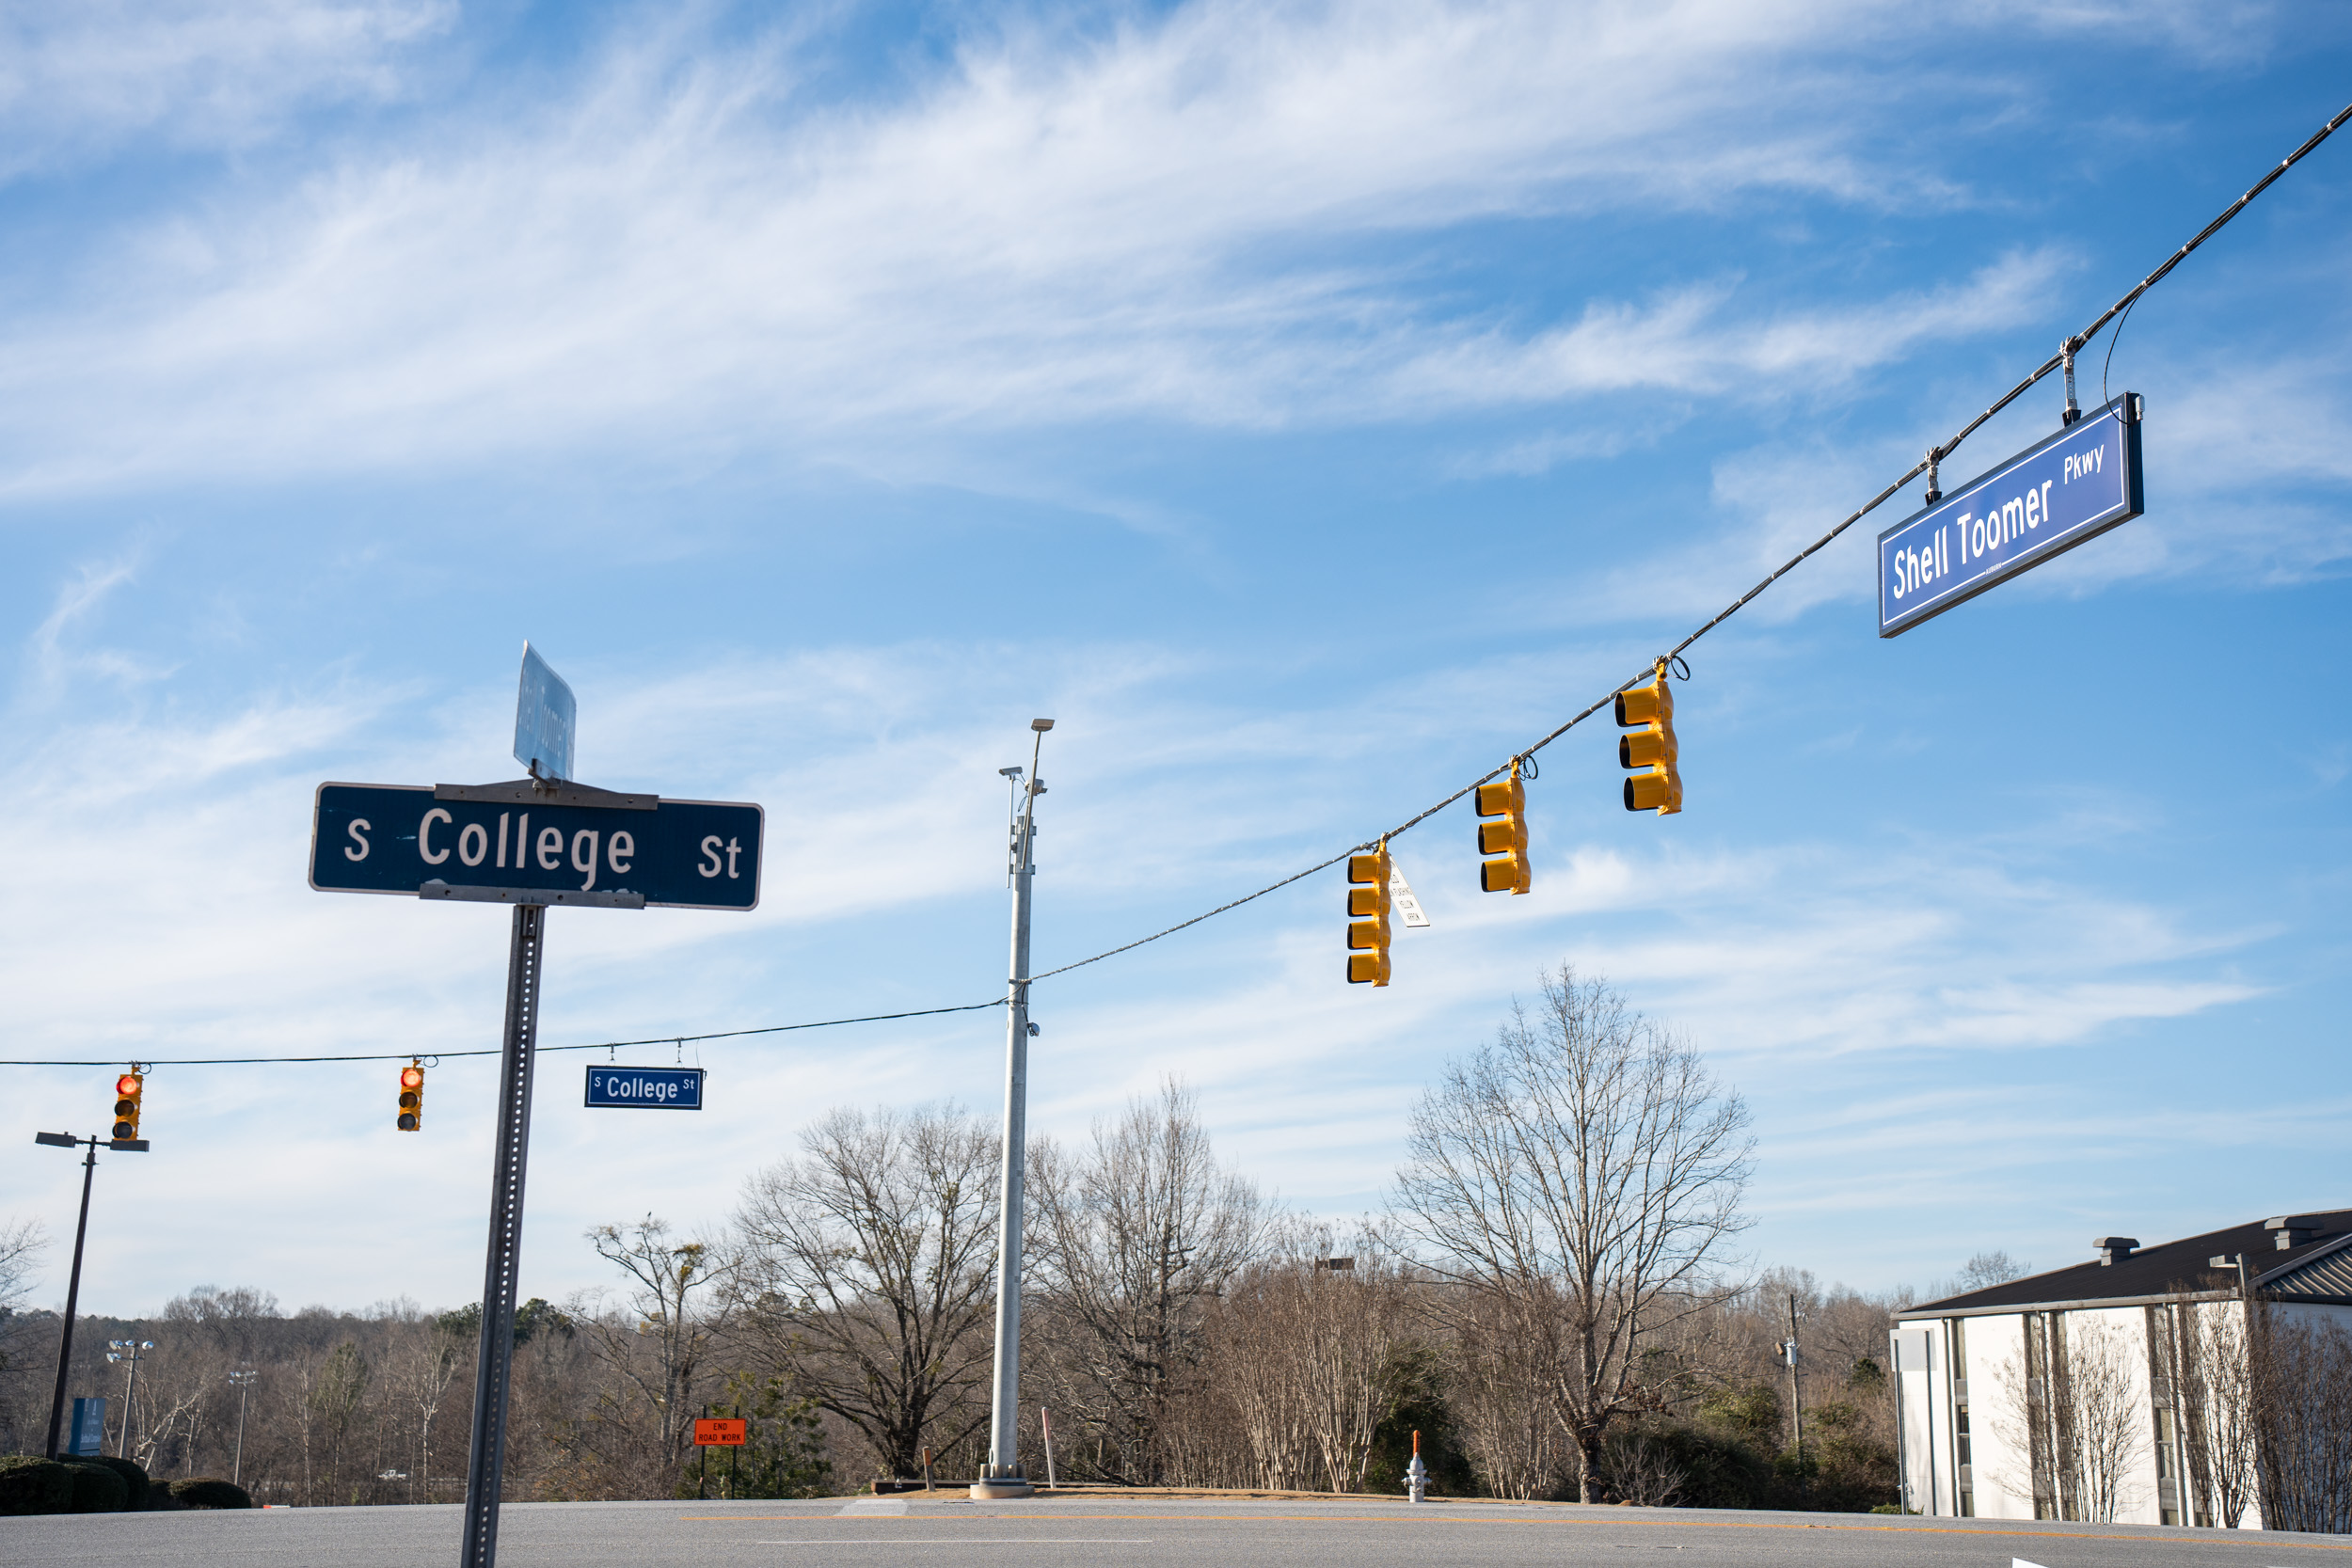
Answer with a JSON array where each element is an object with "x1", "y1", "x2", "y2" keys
[
  {"x1": 0, "y1": 0, "x2": 452, "y2": 177},
  {"x1": 0, "y1": 1, "x2": 2176, "y2": 496}
]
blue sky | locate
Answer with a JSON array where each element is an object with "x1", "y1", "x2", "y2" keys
[{"x1": 3, "y1": 1, "x2": 2347, "y2": 1320}]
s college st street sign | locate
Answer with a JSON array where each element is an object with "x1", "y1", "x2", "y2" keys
[
  {"x1": 1877, "y1": 393, "x2": 2145, "y2": 638},
  {"x1": 584, "y1": 1066, "x2": 705, "y2": 1109},
  {"x1": 309, "y1": 780, "x2": 762, "y2": 911}
]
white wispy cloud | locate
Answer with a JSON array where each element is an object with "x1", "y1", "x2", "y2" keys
[
  {"x1": 0, "y1": 2, "x2": 2204, "y2": 496},
  {"x1": 0, "y1": 0, "x2": 452, "y2": 178}
]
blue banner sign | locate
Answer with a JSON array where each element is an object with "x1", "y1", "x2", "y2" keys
[
  {"x1": 1878, "y1": 394, "x2": 2144, "y2": 637},
  {"x1": 585, "y1": 1066, "x2": 705, "y2": 1109},
  {"x1": 70, "y1": 1397, "x2": 105, "y2": 1456},
  {"x1": 310, "y1": 782, "x2": 762, "y2": 910}
]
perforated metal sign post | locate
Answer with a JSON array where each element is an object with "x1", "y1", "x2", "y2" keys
[
  {"x1": 459, "y1": 901, "x2": 545, "y2": 1568},
  {"x1": 313, "y1": 756, "x2": 758, "y2": 1568}
]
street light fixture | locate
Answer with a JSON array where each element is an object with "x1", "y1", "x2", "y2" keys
[
  {"x1": 105, "y1": 1338, "x2": 155, "y2": 1461},
  {"x1": 35, "y1": 1129, "x2": 149, "y2": 1461}
]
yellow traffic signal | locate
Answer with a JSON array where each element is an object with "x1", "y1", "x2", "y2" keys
[
  {"x1": 112, "y1": 1070, "x2": 144, "y2": 1142},
  {"x1": 1345, "y1": 847, "x2": 1391, "y2": 987},
  {"x1": 1614, "y1": 664, "x2": 1683, "y2": 816},
  {"x1": 398, "y1": 1060, "x2": 425, "y2": 1132},
  {"x1": 1474, "y1": 765, "x2": 1531, "y2": 895}
]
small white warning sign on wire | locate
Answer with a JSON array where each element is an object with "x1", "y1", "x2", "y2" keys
[{"x1": 1390, "y1": 867, "x2": 1431, "y2": 928}]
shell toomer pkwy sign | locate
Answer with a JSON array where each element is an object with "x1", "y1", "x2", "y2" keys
[{"x1": 1877, "y1": 392, "x2": 2145, "y2": 638}]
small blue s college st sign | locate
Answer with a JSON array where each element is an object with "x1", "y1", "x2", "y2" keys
[{"x1": 585, "y1": 1067, "x2": 705, "y2": 1109}]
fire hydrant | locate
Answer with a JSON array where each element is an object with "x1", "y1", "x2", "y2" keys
[{"x1": 1407, "y1": 1429, "x2": 1427, "y2": 1503}]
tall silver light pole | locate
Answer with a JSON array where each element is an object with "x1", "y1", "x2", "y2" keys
[
  {"x1": 974, "y1": 718, "x2": 1051, "y2": 1499},
  {"x1": 228, "y1": 1369, "x2": 257, "y2": 1487}
]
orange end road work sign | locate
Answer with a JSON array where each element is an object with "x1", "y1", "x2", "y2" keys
[{"x1": 693, "y1": 1418, "x2": 747, "y2": 1447}]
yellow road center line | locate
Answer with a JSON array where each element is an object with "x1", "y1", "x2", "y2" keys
[{"x1": 675, "y1": 1512, "x2": 2352, "y2": 1550}]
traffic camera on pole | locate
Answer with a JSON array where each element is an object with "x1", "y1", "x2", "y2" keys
[
  {"x1": 1475, "y1": 762, "x2": 1532, "y2": 895},
  {"x1": 398, "y1": 1060, "x2": 425, "y2": 1132},
  {"x1": 1345, "y1": 845, "x2": 1392, "y2": 987},
  {"x1": 111, "y1": 1070, "x2": 144, "y2": 1142},
  {"x1": 1615, "y1": 660, "x2": 1683, "y2": 816}
]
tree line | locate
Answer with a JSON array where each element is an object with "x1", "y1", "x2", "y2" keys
[{"x1": 0, "y1": 968, "x2": 1992, "y2": 1507}]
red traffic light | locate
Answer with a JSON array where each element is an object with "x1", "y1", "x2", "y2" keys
[
  {"x1": 398, "y1": 1059, "x2": 424, "y2": 1132},
  {"x1": 112, "y1": 1070, "x2": 145, "y2": 1141}
]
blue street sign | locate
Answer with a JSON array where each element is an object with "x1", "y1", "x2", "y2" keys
[
  {"x1": 1877, "y1": 394, "x2": 2144, "y2": 637},
  {"x1": 584, "y1": 1066, "x2": 705, "y2": 1109},
  {"x1": 310, "y1": 782, "x2": 762, "y2": 910},
  {"x1": 70, "y1": 1397, "x2": 104, "y2": 1456},
  {"x1": 514, "y1": 643, "x2": 577, "y2": 783}
]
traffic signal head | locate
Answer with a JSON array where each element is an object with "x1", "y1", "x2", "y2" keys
[
  {"x1": 112, "y1": 1071, "x2": 144, "y2": 1141},
  {"x1": 398, "y1": 1061, "x2": 424, "y2": 1132},
  {"x1": 1614, "y1": 671, "x2": 1683, "y2": 816},
  {"x1": 1345, "y1": 848, "x2": 1391, "y2": 987},
  {"x1": 1473, "y1": 770, "x2": 1531, "y2": 895}
]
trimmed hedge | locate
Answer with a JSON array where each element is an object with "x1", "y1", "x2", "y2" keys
[
  {"x1": 76, "y1": 1454, "x2": 151, "y2": 1510},
  {"x1": 169, "y1": 1477, "x2": 253, "y2": 1510},
  {"x1": 61, "y1": 1463, "x2": 129, "y2": 1513},
  {"x1": 0, "y1": 1455, "x2": 74, "y2": 1515}
]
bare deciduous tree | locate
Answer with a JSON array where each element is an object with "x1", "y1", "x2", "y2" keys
[
  {"x1": 1996, "y1": 1314, "x2": 2146, "y2": 1523},
  {"x1": 730, "y1": 1103, "x2": 1000, "y2": 1479},
  {"x1": 1444, "y1": 1285, "x2": 1566, "y2": 1499},
  {"x1": 1393, "y1": 965, "x2": 1753, "y2": 1502},
  {"x1": 0, "y1": 1217, "x2": 49, "y2": 1442},
  {"x1": 2150, "y1": 1287, "x2": 2258, "y2": 1528},
  {"x1": 570, "y1": 1215, "x2": 734, "y2": 1488},
  {"x1": 2252, "y1": 1309, "x2": 2352, "y2": 1534},
  {"x1": 1028, "y1": 1078, "x2": 1261, "y2": 1482},
  {"x1": 0, "y1": 1217, "x2": 43, "y2": 1309},
  {"x1": 2058, "y1": 1318, "x2": 2146, "y2": 1523},
  {"x1": 1203, "y1": 1228, "x2": 1417, "y2": 1493},
  {"x1": 1951, "y1": 1251, "x2": 2032, "y2": 1293},
  {"x1": 401, "y1": 1312, "x2": 469, "y2": 1504}
]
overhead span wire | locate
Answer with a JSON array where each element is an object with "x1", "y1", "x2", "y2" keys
[
  {"x1": 0, "y1": 1000, "x2": 1006, "y2": 1068},
  {"x1": 1027, "y1": 98, "x2": 2352, "y2": 985},
  {"x1": 7, "y1": 103, "x2": 2347, "y2": 1064}
]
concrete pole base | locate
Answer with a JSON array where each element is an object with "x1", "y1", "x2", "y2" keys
[{"x1": 969, "y1": 1478, "x2": 1035, "y2": 1500}]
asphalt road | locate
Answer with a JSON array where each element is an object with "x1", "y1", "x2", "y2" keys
[{"x1": 6, "y1": 1493, "x2": 2347, "y2": 1567}]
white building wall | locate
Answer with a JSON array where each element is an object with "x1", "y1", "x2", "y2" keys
[
  {"x1": 2082, "y1": 1305, "x2": 2162, "y2": 1527},
  {"x1": 1899, "y1": 1265, "x2": 2352, "y2": 1529},
  {"x1": 1904, "y1": 1304, "x2": 2185, "y2": 1525},
  {"x1": 1957, "y1": 1313, "x2": 2029, "y2": 1519},
  {"x1": 1890, "y1": 1325, "x2": 1940, "y2": 1515}
]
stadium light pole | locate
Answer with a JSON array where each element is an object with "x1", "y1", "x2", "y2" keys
[{"x1": 229, "y1": 1369, "x2": 258, "y2": 1485}]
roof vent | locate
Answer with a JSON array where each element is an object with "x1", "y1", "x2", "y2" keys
[
  {"x1": 2266, "y1": 1215, "x2": 2329, "y2": 1251},
  {"x1": 2092, "y1": 1236, "x2": 2138, "y2": 1265}
]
